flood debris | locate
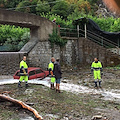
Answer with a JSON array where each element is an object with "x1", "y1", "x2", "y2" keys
[
  {"x1": 91, "y1": 115, "x2": 102, "y2": 120},
  {"x1": 0, "y1": 91, "x2": 12, "y2": 94},
  {"x1": 0, "y1": 94, "x2": 43, "y2": 120}
]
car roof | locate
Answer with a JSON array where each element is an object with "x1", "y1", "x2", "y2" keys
[
  {"x1": 28, "y1": 67, "x2": 42, "y2": 72},
  {"x1": 16, "y1": 67, "x2": 42, "y2": 72}
]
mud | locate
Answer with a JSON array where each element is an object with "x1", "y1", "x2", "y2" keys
[
  {"x1": 1, "y1": 77, "x2": 120, "y2": 102},
  {"x1": 0, "y1": 68, "x2": 120, "y2": 120}
]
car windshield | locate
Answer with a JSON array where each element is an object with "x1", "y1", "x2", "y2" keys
[
  {"x1": 29, "y1": 70, "x2": 35, "y2": 76},
  {"x1": 16, "y1": 71, "x2": 20, "y2": 76},
  {"x1": 36, "y1": 69, "x2": 43, "y2": 74}
]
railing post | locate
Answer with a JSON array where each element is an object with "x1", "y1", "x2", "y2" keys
[
  {"x1": 118, "y1": 38, "x2": 119, "y2": 48},
  {"x1": 77, "y1": 25, "x2": 79, "y2": 38},
  {"x1": 85, "y1": 23, "x2": 87, "y2": 38}
]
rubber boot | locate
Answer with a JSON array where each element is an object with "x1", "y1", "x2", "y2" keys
[
  {"x1": 94, "y1": 81, "x2": 98, "y2": 88},
  {"x1": 18, "y1": 81, "x2": 22, "y2": 88},
  {"x1": 25, "y1": 82, "x2": 29, "y2": 88},
  {"x1": 52, "y1": 84, "x2": 55, "y2": 90},
  {"x1": 58, "y1": 90, "x2": 60, "y2": 93},
  {"x1": 99, "y1": 81, "x2": 102, "y2": 88},
  {"x1": 50, "y1": 84, "x2": 52, "y2": 89},
  {"x1": 56, "y1": 89, "x2": 58, "y2": 92}
]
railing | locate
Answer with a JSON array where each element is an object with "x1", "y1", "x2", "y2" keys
[
  {"x1": 60, "y1": 28, "x2": 78, "y2": 37},
  {"x1": 60, "y1": 27, "x2": 119, "y2": 48},
  {"x1": 86, "y1": 29, "x2": 119, "y2": 48}
]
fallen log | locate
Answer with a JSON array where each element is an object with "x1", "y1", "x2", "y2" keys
[
  {"x1": 0, "y1": 91, "x2": 12, "y2": 94},
  {"x1": 0, "y1": 94, "x2": 43, "y2": 120}
]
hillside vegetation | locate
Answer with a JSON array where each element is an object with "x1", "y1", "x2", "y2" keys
[{"x1": 0, "y1": 0, "x2": 120, "y2": 51}]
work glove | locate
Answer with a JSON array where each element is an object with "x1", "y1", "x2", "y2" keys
[
  {"x1": 50, "y1": 71, "x2": 53, "y2": 76},
  {"x1": 23, "y1": 69, "x2": 28, "y2": 76}
]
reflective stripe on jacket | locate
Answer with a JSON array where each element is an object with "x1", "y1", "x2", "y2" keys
[
  {"x1": 48, "y1": 62, "x2": 54, "y2": 71},
  {"x1": 48, "y1": 62, "x2": 54, "y2": 75},
  {"x1": 20, "y1": 60, "x2": 28, "y2": 74},
  {"x1": 91, "y1": 61, "x2": 102, "y2": 71}
]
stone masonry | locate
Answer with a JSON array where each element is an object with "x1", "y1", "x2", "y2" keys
[
  {"x1": 1, "y1": 37, "x2": 120, "y2": 75},
  {"x1": 28, "y1": 41, "x2": 60, "y2": 69},
  {"x1": 28, "y1": 37, "x2": 120, "y2": 69},
  {"x1": 0, "y1": 52, "x2": 25, "y2": 75}
]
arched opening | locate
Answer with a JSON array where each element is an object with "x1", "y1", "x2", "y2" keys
[{"x1": 0, "y1": 24, "x2": 30, "y2": 52}]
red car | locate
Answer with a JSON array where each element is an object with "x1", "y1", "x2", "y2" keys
[{"x1": 13, "y1": 67, "x2": 49, "y2": 80}]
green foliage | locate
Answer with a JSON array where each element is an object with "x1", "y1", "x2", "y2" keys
[
  {"x1": 0, "y1": 25, "x2": 30, "y2": 51},
  {"x1": 88, "y1": 16, "x2": 120, "y2": 32},
  {"x1": 0, "y1": 0, "x2": 119, "y2": 52},
  {"x1": 87, "y1": 0, "x2": 98, "y2": 5},
  {"x1": 41, "y1": 11, "x2": 120, "y2": 32},
  {"x1": 1, "y1": 0, "x2": 119, "y2": 33},
  {"x1": 49, "y1": 29, "x2": 67, "y2": 47},
  {"x1": 68, "y1": 12, "x2": 120, "y2": 32},
  {"x1": 16, "y1": 0, "x2": 31, "y2": 13},
  {"x1": 51, "y1": 0, "x2": 69, "y2": 19},
  {"x1": 16, "y1": 0, "x2": 39, "y2": 13},
  {"x1": 0, "y1": 0, "x2": 22, "y2": 8},
  {"x1": 36, "y1": 0, "x2": 50, "y2": 15},
  {"x1": 40, "y1": 12, "x2": 74, "y2": 28}
]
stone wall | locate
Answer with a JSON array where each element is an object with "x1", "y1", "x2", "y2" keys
[
  {"x1": 1, "y1": 37, "x2": 120, "y2": 75},
  {"x1": 28, "y1": 41, "x2": 60, "y2": 69},
  {"x1": 28, "y1": 39, "x2": 79, "y2": 69},
  {"x1": 60, "y1": 39, "x2": 78, "y2": 65},
  {"x1": 28, "y1": 37, "x2": 120, "y2": 68},
  {"x1": 76, "y1": 37, "x2": 120, "y2": 67},
  {"x1": 0, "y1": 52, "x2": 25, "y2": 75}
]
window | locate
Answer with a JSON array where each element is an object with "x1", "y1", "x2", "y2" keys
[
  {"x1": 16, "y1": 71, "x2": 20, "y2": 76},
  {"x1": 36, "y1": 69, "x2": 43, "y2": 74},
  {"x1": 29, "y1": 70, "x2": 35, "y2": 76}
]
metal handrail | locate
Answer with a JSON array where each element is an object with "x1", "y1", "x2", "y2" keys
[
  {"x1": 60, "y1": 27, "x2": 119, "y2": 48},
  {"x1": 86, "y1": 29, "x2": 118, "y2": 47},
  {"x1": 86, "y1": 31, "x2": 117, "y2": 48}
]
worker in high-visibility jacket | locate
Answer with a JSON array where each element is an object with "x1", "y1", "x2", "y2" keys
[
  {"x1": 91, "y1": 58, "x2": 103, "y2": 88},
  {"x1": 48, "y1": 57, "x2": 55, "y2": 89},
  {"x1": 18, "y1": 56, "x2": 29, "y2": 88}
]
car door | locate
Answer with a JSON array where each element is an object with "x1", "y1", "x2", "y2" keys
[
  {"x1": 29, "y1": 70, "x2": 36, "y2": 80},
  {"x1": 35, "y1": 69, "x2": 45, "y2": 79},
  {"x1": 13, "y1": 71, "x2": 20, "y2": 79}
]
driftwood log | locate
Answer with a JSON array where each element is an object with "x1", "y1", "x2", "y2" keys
[{"x1": 0, "y1": 94, "x2": 43, "y2": 120}]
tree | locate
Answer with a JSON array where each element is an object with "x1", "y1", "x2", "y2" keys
[
  {"x1": 16, "y1": 0, "x2": 31, "y2": 13},
  {"x1": 29, "y1": 0, "x2": 39, "y2": 14},
  {"x1": 77, "y1": 0, "x2": 91, "y2": 14},
  {"x1": 44, "y1": 0, "x2": 57, "y2": 8},
  {"x1": 0, "y1": 25, "x2": 29, "y2": 51},
  {"x1": 0, "y1": 0, "x2": 23, "y2": 9},
  {"x1": 66, "y1": 0, "x2": 78, "y2": 4},
  {"x1": 36, "y1": 0, "x2": 50, "y2": 15},
  {"x1": 52, "y1": 0, "x2": 69, "y2": 19},
  {"x1": 16, "y1": 0, "x2": 38, "y2": 14}
]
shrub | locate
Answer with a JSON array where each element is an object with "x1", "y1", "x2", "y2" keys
[{"x1": 49, "y1": 28, "x2": 67, "y2": 47}]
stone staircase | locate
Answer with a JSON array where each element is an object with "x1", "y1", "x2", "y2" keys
[{"x1": 78, "y1": 37, "x2": 120, "y2": 67}]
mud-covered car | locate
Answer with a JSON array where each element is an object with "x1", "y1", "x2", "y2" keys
[{"x1": 13, "y1": 67, "x2": 49, "y2": 80}]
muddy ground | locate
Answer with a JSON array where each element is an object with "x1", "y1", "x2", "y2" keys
[{"x1": 0, "y1": 67, "x2": 120, "y2": 120}]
